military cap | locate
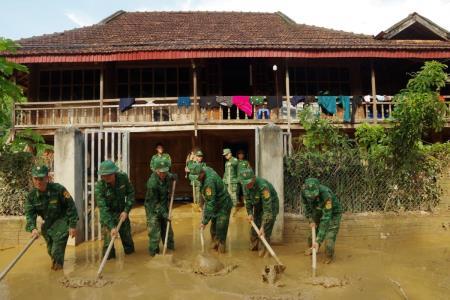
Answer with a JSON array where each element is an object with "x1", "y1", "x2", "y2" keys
[
  {"x1": 195, "y1": 150, "x2": 204, "y2": 157},
  {"x1": 98, "y1": 160, "x2": 119, "y2": 175},
  {"x1": 222, "y1": 148, "x2": 231, "y2": 156},
  {"x1": 32, "y1": 165, "x2": 49, "y2": 178},
  {"x1": 187, "y1": 162, "x2": 204, "y2": 181},
  {"x1": 239, "y1": 168, "x2": 255, "y2": 186},
  {"x1": 303, "y1": 178, "x2": 320, "y2": 199}
]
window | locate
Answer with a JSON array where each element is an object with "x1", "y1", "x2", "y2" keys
[
  {"x1": 38, "y1": 69, "x2": 100, "y2": 101},
  {"x1": 117, "y1": 67, "x2": 191, "y2": 98},
  {"x1": 289, "y1": 67, "x2": 350, "y2": 95}
]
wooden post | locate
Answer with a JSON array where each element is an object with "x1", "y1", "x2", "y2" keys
[
  {"x1": 285, "y1": 60, "x2": 291, "y2": 134},
  {"x1": 99, "y1": 67, "x2": 104, "y2": 130},
  {"x1": 370, "y1": 62, "x2": 378, "y2": 124},
  {"x1": 192, "y1": 61, "x2": 198, "y2": 137}
]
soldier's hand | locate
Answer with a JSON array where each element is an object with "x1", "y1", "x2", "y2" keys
[
  {"x1": 247, "y1": 215, "x2": 254, "y2": 223},
  {"x1": 311, "y1": 242, "x2": 319, "y2": 251},
  {"x1": 259, "y1": 228, "x2": 265, "y2": 237},
  {"x1": 309, "y1": 222, "x2": 316, "y2": 229},
  {"x1": 69, "y1": 228, "x2": 77, "y2": 238},
  {"x1": 120, "y1": 211, "x2": 128, "y2": 221},
  {"x1": 31, "y1": 229, "x2": 40, "y2": 239},
  {"x1": 111, "y1": 228, "x2": 118, "y2": 237},
  {"x1": 199, "y1": 223, "x2": 206, "y2": 230}
]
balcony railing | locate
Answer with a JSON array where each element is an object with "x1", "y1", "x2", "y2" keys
[{"x1": 13, "y1": 96, "x2": 450, "y2": 130}]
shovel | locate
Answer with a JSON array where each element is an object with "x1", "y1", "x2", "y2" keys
[
  {"x1": 311, "y1": 227, "x2": 317, "y2": 278},
  {"x1": 60, "y1": 218, "x2": 124, "y2": 288},
  {"x1": 251, "y1": 221, "x2": 286, "y2": 273},
  {"x1": 0, "y1": 235, "x2": 37, "y2": 281},
  {"x1": 162, "y1": 179, "x2": 176, "y2": 256}
]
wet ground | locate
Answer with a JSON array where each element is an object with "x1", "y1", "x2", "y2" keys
[{"x1": 1, "y1": 204, "x2": 450, "y2": 300}]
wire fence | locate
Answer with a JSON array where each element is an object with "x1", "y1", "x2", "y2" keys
[{"x1": 284, "y1": 153, "x2": 441, "y2": 215}]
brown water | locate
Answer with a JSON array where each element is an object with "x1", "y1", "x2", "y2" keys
[{"x1": 1, "y1": 204, "x2": 450, "y2": 300}]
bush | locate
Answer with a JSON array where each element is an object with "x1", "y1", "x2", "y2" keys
[{"x1": 0, "y1": 151, "x2": 34, "y2": 215}]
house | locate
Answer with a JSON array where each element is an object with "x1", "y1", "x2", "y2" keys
[{"x1": 4, "y1": 11, "x2": 450, "y2": 201}]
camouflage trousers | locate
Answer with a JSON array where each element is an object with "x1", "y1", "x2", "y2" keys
[
  {"x1": 101, "y1": 218, "x2": 135, "y2": 259},
  {"x1": 42, "y1": 218, "x2": 69, "y2": 266},
  {"x1": 146, "y1": 212, "x2": 174, "y2": 256},
  {"x1": 249, "y1": 210, "x2": 277, "y2": 250},
  {"x1": 192, "y1": 181, "x2": 203, "y2": 206},
  {"x1": 210, "y1": 206, "x2": 232, "y2": 244},
  {"x1": 308, "y1": 214, "x2": 342, "y2": 259},
  {"x1": 225, "y1": 182, "x2": 238, "y2": 207}
]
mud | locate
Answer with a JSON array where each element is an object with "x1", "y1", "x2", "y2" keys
[
  {"x1": 1, "y1": 204, "x2": 450, "y2": 299},
  {"x1": 59, "y1": 277, "x2": 113, "y2": 288},
  {"x1": 310, "y1": 276, "x2": 349, "y2": 288}
]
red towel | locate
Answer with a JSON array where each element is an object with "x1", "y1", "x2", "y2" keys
[{"x1": 232, "y1": 96, "x2": 252, "y2": 117}]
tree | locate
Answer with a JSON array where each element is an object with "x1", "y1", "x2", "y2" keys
[{"x1": 0, "y1": 38, "x2": 28, "y2": 146}]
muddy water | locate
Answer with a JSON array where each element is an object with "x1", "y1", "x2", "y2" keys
[{"x1": 1, "y1": 204, "x2": 450, "y2": 300}]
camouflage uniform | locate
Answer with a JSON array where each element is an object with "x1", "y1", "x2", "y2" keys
[
  {"x1": 188, "y1": 163, "x2": 232, "y2": 252},
  {"x1": 301, "y1": 178, "x2": 342, "y2": 260},
  {"x1": 237, "y1": 158, "x2": 251, "y2": 204},
  {"x1": 145, "y1": 158, "x2": 176, "y2": 256},
  {"x1": 186, "y1": 152, "x2": 205, "y2": 207},
  {"x1": 96, "y1": 162, "x2": 135, "y2": 259},
  {"x1": 222, "y1": 149, "x2": 239, "y2": 207},
  {"x1": 240, "y1": 169, "x2": 279, "y2": 253},
  {"x1": 25, "y1": 166, "x2": 79, "y2": 267}
]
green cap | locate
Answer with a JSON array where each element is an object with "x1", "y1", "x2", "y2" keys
[
  {"x1": 222, "y1": 148, "x2": 231, "y2": 156},
  {"x1": 98, "y1": 160, "x2": 119, "y2": 175},
  {"x1": 154, "y1": 157, "x2": 170, "y2": 173},
  {"x1": 195, "y1": 150, "x2": 204, "y2": 157},
  {"x1": 187, "y1": 162, "x2": 203, "y2": 181},
  {"x1": 32, "y1": 165, "x2": 49, "y2": 178},
  {"x1": 239, "y1": 168, "x2": 255, "y2": 186},
  {"x1": 303, "y1": 178, "x2": 320, "y2": 199}
]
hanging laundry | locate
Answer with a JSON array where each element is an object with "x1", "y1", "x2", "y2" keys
[
  {"x1": 250, "y1": 96, "x2": 265, "y2": 106},
  {"x1": 216, "y1": 96, "x2": 233, "y2": 107},
  {"x1": 257, "y1": 108, "x2": 270, "y2": 119},
  {"x1": 337, "y1": 96, "x2": 351, "y2": 122},
  {"x1": 363, "y1": 95, "x2": 371, "y2": 102},
  {"x1": 119, "y1": 98, "x2": 135, "y2": 112},
  {"x1": 232, "y1": 96, "x2": 253, "y2": 117},
  {"x1": 177, "y1": 96, "x2": 191, "y2": 108},
  {"x1": 351, "y1": 95, "x2": 363, "y2": 123},
  {"x1": 317, "y1": 95, "x2": 337, "y2": 115},
  {"x1": 290, "y1": 96, "x2": 305, "y2": 107},
  {"x1": 199, "y1": 96, "x2": 219, "y2": 108},
  {"x1": 305, "y1": 95, "x2": 316, "y2": 104},
  {"x1": 267, "y1": 96, "x2": 282, "y2": 109}
]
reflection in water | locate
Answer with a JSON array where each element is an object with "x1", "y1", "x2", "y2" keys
[{"x1": 1, "y1": 204, "x2": 450, "y2": 299}]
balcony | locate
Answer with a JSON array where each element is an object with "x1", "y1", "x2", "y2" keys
[{"x1": 13, "y1": 96, "x2": 450, "y2": 132}]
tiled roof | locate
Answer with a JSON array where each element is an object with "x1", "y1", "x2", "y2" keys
[{"x1": 8, "y1": 11, "x2": 450, "y2": 58}]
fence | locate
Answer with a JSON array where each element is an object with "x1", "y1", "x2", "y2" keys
[{"x1": 284, "y1": 153, "x2": 441, "y2": 214}]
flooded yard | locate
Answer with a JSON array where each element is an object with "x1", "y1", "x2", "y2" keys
[{"x1": 1, "y1": 204, "x2": 450, "y2": 300}]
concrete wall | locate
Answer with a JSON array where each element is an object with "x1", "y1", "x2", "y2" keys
[
  {"x1": 258, "y1": 123, "x2": 284, "y2": 243},
  {"x1": 54, "y1": 128, "x2": 85, "y2": 245}
]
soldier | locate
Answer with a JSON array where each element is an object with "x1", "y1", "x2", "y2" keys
[
  {"x1": 145, "y1": 157, "x2": 177, "y2": 256},
  {"x1": 150, "y1": 142, "x2": 172, "y2": 172},
  {"x1": 237, "y1": 149, "x2": 251, "y2": 206},
  {"x1": 96, "y1": 160, "x2": 135, "y2": 259},
  {"x1": 185, "y1": 149, "x2": 205, "y2": 211},
  {"x1": 239, "y1": 168, "x2": 279, "y2": 257},
  {"x1": 301, "y1": 178, "x2": 343, "y2": 264},
  {"x1": 222, "y1": 148, "x2": 239, "y2": 208},
  {"x1": 25, "y1": 165, "x2": 78, "y2": 270},
  {"x1": 188, "y1": 162, "x2": 232, "y2": 253}
]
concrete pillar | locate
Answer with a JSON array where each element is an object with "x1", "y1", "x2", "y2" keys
[
  {"x1": 54, "y1": 128, "x2": 84, "y2": 246},
  {"x1": 258, "y1": 123, "x2": 284, "y2": 243}
]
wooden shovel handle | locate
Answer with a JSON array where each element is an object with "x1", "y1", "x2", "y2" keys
[
  {"x1": 311, "y1": 226, "x2": 317, "y2": 277},
  {"x1": 162, "y1": 179, "x2": 177, "y2": 256},
  {"x1": 0, "y1": 235, "x2": 37, "y2": 281},
  {"x1": 250, "y1": 220, "x2": 283, "y2": 266},
  {"x1": 96, "y1": 217, "x2": 124, "y2": 279}
]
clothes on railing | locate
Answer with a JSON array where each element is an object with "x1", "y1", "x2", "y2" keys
[
  {"x1": 257, "y1": 108, "x2": 270, "y2": 119},
  {"x1": 177, "y1": 96, "x2": 191, "y2": 108},
  {"x1": 250, "y1": 96, "x2": 265, "y2": 106},
  {"x1": 267, "y1": 96, "x2": 282, "y2": 109},
  {"x1": 119, "y1": 98, "x2": 135, "y2": 112},
  {"x1": 337, "y1": 96, "x2": 351, "y2": 122},
  {"x1": 232, "y1": 96, "x2": 253, "y2": 117},
  {"x1": 199, "y1": 96, "x2": 220, "y2": 108},
  {"x1": 290, "y1": 95, "x2": 305, "y2": 106},
  {"x1": 216, "y1": 96, "x2": 233, "y2": 107},
  {"x1": 317, "y1": 95, "x2": 337, "y2": 115}
]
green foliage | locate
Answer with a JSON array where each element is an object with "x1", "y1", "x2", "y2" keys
[
  {"x1": 286, "y1": 61, "x2": 450, "y2": 214},
  {"x1": 0, "y1": 151, "x2": 34, "y2": 216},
  {"x1": 389, "y1": 61, "x2": 449, "y2": 164}
]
